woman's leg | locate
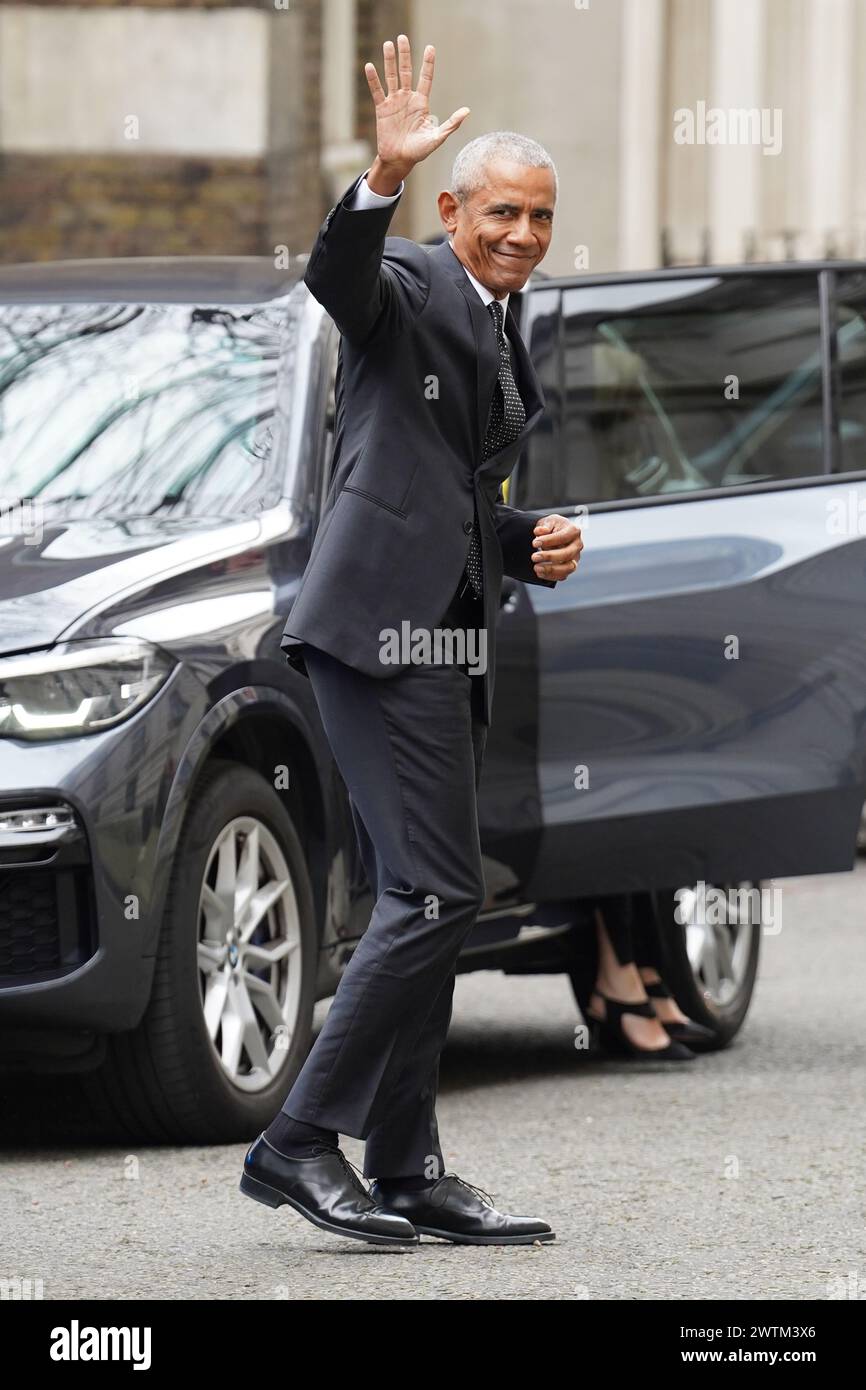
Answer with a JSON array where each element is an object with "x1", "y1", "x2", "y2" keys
[
  {"x1": 588, "y1": 895, "x2": 674, "y2": 1050},
  {"x1": 632, "y1": 892, "x2": 691, "y2": 1026}
]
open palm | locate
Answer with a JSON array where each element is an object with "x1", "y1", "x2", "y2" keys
[{"x1": 365, "y1": 36, "x2": 470, "y2": 171}]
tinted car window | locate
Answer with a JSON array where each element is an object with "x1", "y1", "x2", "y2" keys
[
  {"x1": 833, "y1": 271, "x2": 866, "y2": 475},
  {"x1": 0, "y1": 299, "x2": 295, "y2": 520},
  {"x1": 514, "y1": 287, "x2": 560, "y2": 509},
  {"x1": 522, "y1": 273, "x2": 825, "y2": 508}
]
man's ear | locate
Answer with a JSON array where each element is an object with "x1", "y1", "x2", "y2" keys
[{"x1": 437, "y1": 189, "x2": 459, "y2": 236}]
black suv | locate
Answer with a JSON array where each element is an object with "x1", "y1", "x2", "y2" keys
[{"x1": 2, "y1": 256, "x2": 864, "y2": 1141}]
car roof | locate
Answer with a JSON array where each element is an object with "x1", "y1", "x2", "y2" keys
[
  {"x1": 0, "y1": 255, "x2": 308, "y2": 305},
  {"x1": 536, "y1": 258, "x2": 866, "y2": 289},
  {"x1": 2, "y1": 252, "x2": 863, "y2": 307}
]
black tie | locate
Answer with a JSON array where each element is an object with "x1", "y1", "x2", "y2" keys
[{"x1": 461, "y1": 299, "x2": 527, "y2": 601}]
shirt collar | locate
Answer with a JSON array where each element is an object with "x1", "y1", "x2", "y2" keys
[{"x1": 447, "y1": 238, "x2": 510, "y2": 320}]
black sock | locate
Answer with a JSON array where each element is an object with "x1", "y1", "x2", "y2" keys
[
  {"x1": 263, "y1": 1111, "x2": 338, "y2": 1159},
  {"x1": 375, "y1": 1173, "x2": 439, "y2": 1192}
]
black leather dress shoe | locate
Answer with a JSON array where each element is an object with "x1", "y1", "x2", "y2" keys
[
  {"x1": 368, "y1": 1174, "x2": 555, "y2": 1245},
  {"x1": 240, "y1": 1134, "x2": 419, "y2": 1246}
]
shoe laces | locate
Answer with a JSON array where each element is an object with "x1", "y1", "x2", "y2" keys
[
  {"x1": 444, "y1": 1172, "x2": 496, "y2": 1208},
  {"x1": 312, "y1": 1143, "x2": 370, "y2": 1200}
]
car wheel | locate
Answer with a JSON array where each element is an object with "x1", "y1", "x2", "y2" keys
[
  {"x1": 655, "y1": 880, "x2": 762, "y2": 1050},
  {"x1": 83, "y1": 758, "x2": 318, "y2": 1142}
]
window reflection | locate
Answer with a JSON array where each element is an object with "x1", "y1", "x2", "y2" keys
[
  {"x1": 0, "y1": 298, "x2": 296, "y2": 519},
  {"x1": 521, "y1": 275, "x2": 825, "y2": 508},
  {"x1": 834, "y1": 272, "x2": 866, "y2": 475}
]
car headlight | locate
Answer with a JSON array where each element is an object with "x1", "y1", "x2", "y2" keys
[{"x1": 0, "y1": 637, "x2": 177, "y2": 740}]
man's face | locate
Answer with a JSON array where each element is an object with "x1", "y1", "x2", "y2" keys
[{"x1": 438, "y1": 158, "x2": 556, "y2": 298}]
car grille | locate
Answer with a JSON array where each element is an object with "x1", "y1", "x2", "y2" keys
[
  {"x1": 0, "y1": 872, "x2": 63, "y2": 976},
  {"x1": 0, "y1": 804, "x2": 96, "y2": 985}
]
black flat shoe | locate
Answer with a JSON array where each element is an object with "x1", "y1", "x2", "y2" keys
[
  {"x1": 368, "y1": 1173, "x2": 555, "y2": 1245},
  {"x1": 587, "y1": 992, "x2": 696, "y2": 1061},
  {"x1": 643, "y1": 979, "x2": 719, "y2": 1049},
  {"x1": 240, "y1": 1134, "x2": 419, "y2": 1246}
]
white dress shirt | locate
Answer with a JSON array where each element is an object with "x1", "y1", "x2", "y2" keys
[{"x1": 345, "y1": 170, "x2": 513, "y2": 321}]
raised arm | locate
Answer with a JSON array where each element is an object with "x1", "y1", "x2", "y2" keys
[{"x1": 303, "y1": 36, "x2": 470, "y2": 346}]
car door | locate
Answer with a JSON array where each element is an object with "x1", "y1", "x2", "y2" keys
[
  {"x1": 504, "y1": 267, "x2": 866, "y2": 901},
  {"x1": 475, "y1": 287, "x2": 561, "y2": 909}
]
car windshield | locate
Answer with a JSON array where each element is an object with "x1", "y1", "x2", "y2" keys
[{"x1": 0, "y1": 298, "x2": 296, "y2": 521}]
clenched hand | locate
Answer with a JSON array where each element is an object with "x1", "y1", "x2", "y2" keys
[{"x1": 531, "y1": 515, "x2": 584, "y2": 581}]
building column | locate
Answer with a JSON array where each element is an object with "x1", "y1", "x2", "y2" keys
[
  {"x1": 618, "y1": 0, "x2": 665, "y2": 269},
  {"x1": 804, "y1": 0, "x2": 854, "y2": 258},
  {"x1": 321, "y1": 0, "x2": 369, "y2": 200},
  {"x1": 708, "y1": 0, "x2": 766, "y2": 263}
]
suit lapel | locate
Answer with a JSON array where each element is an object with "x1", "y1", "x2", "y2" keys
[
  {"x1": 430, "y1": 240, "x2": 500, "y2": 454},
  {"x1": 429, "y1": 239, "x2": 544, "y2": 469}
]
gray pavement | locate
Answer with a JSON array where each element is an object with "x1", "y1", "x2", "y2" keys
[{"x1": 3, "y1": 865, "x2": 866, "y2": 1300}]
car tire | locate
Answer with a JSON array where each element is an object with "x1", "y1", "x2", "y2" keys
[
  {"x1": 654, "y1": 881, "x2": 762, "y2": 1050},
  {"x1": 82, "y1": 758, "x2": 318, "y2": 1143}
]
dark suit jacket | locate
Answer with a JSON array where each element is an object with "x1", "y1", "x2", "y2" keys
[{"x1": 281, "y1": 170, "x2": 555, "y2": 725}]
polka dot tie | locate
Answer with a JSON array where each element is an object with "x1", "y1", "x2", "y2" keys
[{"x1": 461, "y1": 299, "x2": 527, "y2": 601}]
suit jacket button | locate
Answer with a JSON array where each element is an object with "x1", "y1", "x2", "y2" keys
[{"x1": 463, "y1": 519, "x2": 474, "y2": 534}]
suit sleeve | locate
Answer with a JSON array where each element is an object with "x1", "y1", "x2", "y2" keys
[
  {"x1": 493, "y1": 489, "x2": 557, "y2": 588},
  {"x1": 303, "y1": 172, "x2": 430, "y2": 347}
]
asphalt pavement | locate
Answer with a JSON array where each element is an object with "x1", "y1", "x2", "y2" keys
[{"x1": 3, "y1": 865, "x2": 865, "y2": 1300}]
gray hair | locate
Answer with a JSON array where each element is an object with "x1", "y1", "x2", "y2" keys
[{"x1": 450, "y1": 131, "x2": 558, "y2": 204}]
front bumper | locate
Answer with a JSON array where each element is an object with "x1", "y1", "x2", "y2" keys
[{"x1": 0, "y1": 662, "x2": 203, "y2": 1039}]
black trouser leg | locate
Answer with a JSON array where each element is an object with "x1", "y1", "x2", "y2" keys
[
  {"x1": 631, "y1": 891, "x2": 668, "y2": 972},
  {"x1": 363, "y1": 660, "x2": 487, "y2": 1179},
  {"x1": 275, "y1": 639, "x2": 487, "y2": 1160}
]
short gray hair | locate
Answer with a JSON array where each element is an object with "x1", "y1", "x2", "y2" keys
[{"x1": 450, "y1": 131, "x2": 558, "y2": 204}]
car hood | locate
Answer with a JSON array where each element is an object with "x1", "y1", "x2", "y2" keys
[{"x1": 0, "y1": 513, "x2": 266, "y2": 656}]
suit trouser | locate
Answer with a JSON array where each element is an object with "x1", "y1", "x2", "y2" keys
[{"x1": 277, "y1": 587, "x2": 488, "y2": 1178}]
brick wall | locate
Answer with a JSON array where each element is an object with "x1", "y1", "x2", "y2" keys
[
  {"x1": 0, "y1": 0, "x2": 319, "y2": 264},
  {"x1": 0, "y1": 152, "x2": 268, "y2": 261},
  {"x1": 0, "y1": 0, "x2": 414, "y2": 264}
]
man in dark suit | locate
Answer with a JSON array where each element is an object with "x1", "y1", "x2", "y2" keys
[{"x1": 241, "y1": 34, "x2": 583, "y2": 1247}]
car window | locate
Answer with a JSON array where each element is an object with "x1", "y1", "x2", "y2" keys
[
  {"x1": 833, "y1": 271, "x2": 866, "y2": 475},
  {"x1": 0, "y1": 298, "x2": 297, "y2": 520},
  {"x1": 513, "y1": 288, "x2": 561, "y2": 510},
  {"x1": 519, "y1": 273, "x2": 825, "y2": 509}
]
